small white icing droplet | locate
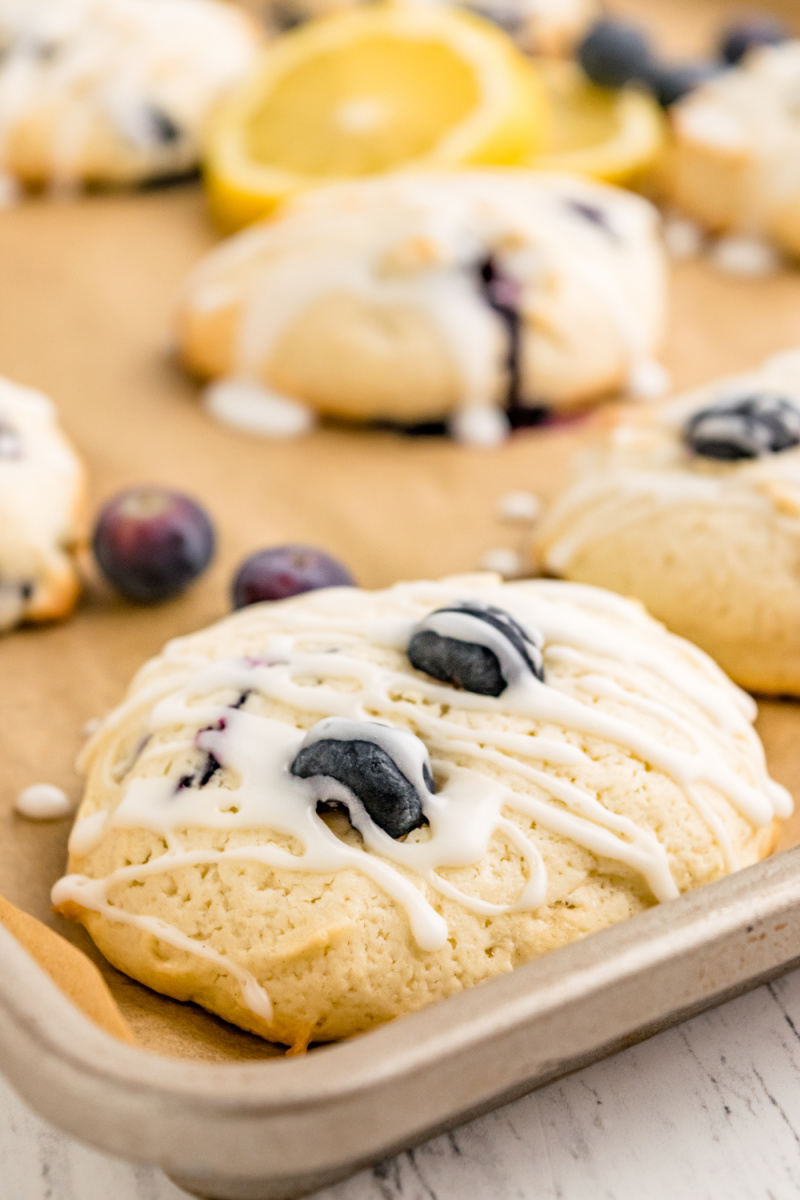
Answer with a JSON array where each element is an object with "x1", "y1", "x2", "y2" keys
[
  {"x1": 480, "y1": 548, "x2": 523, "y2": 577},
  {"x1": 15, "y1": 784, "x2": 73, "y2": 821},
  {"x1": 497, "y1": 490, "x2": 541, "y2": 524},
  {"x1": 710, "y1": 235, "x2": 783, "y2": 278},
  {"x1": 627, "y1": 360, "x2": 672, "y2": 401},
  {"x1": 203, "y1": 378, "x2": 316, "y2": 439},
  {"x1": 81, "y1": 717, "x2": 102, "y2": 737},
  {"x1": 449, "y1": 406, "x2": 510, "y2": 448},
  {"x1": 678, "y1": 105, "x2": 747, "y2": 153},
  {"x1": 663, "y1": 215, "x2": 705, "y2": 260},
  {"x1": 0, "y1": 173, "x2": 20, "y2": 208},
  {"x1": 0, "y1": 583, "x2": 25, "y2": 631}
]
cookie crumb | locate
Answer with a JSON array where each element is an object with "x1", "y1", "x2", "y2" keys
[
  {"x1": 480, "y1": 548, "x2": 522, "y2": 577},
  {"x1": 663, "y1": 215, "x2": 705, "y2": 260},
  {"x1": 450, "y1": 406, "x2": 509, "y2": 448},
  {"x1": 710, "y1": 235, "x2": 783, "y2": 277},
  {"x1": 497, "y1": 490, "x2": 541, "y2": 524},
  {"x1": 15, "y1": 784, "x2": 73, "y2": 821},
  {"x1": 627, "y1": 359, "x2": 671, "y2": 401}
]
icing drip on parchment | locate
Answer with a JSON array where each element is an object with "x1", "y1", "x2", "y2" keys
[{"x1": 53, "y1": 579, "x2": 790, "y2": 1030}]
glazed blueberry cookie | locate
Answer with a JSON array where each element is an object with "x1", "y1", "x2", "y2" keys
[
  {"x1": 175, "y1": 171, "x2": 667, "y2": 437},
  {"x1": 534, "y1": 350, "x2": 800, "y2": 694},
  {"x1": 0, "y1": 0, "x2": 261, "y2": 192},
  {"x1": 659, "y1": 41, "x2": 800, "y2": 257},
  {"x1": 248, "y1": 0, "x2": 598, "y2": 56},
  {"x1": 53, "y1": 574, "x2": 788, "y2": 1048},
  {"x1": 0, "y1": 376, "x2": 87, "y2": 630}
]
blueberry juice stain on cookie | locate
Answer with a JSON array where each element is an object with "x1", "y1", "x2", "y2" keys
[{"x1": 52, "y1": 578, "x2": 789, "y2": 1048}]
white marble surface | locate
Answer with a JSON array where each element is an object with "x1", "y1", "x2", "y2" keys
[{"x1": 4, "y1": 968, "x2": 800, "y2": 1200}]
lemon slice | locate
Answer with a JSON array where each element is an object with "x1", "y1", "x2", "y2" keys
[
  {"x1": 528, "y1": 60, "x2": 664, "y2": 184},
  {"x1": 205, "y1": 4, "x2": 549, "y2": 230}
]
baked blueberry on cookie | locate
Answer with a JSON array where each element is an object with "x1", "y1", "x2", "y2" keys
[
  {"x1": 0, "y1": 376, "x2": 87, "y2": 630},
  {"x1": 53, "y1": 574, "x2": 788, "y2": 1048},
  {"x1": 534, "y1": 350, "x2": 800, "y2": 694},
  {"x1": 659, "y1": 41, "x2": 800, "y2": 257},
  {"x1": 0, "y1": 0, "x2": 261, "y2": 192},
  {"x1": 175, "y1": 172, "x2": 667, "y2": 440}
]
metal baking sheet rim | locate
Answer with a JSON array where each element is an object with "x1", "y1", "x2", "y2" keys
[{"x1": 1, "y1": 847, "x2": 800, "y2": 1200}]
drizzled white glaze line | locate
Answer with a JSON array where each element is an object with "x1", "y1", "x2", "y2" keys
[{"x1": 50, "y1": 870, "x2": 275, "y2": 1024}]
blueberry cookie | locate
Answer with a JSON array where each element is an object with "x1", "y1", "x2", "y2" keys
[
  {"x1": 0, "y1": 0, "x2": 261, "y2": 192},
  {"x1": 53, "y1": 574, "x2": 787, "y2": 1048},
  {"x1": 534, "y1": 350, "x2": 800, "y2": 693},
  {"x1": 659, "y1": 41, "x2": 800, "y2": 257},
  {"x1": 250, "y1": 0, "x2": 597, "y2": 56},
  {"x1": 0, "y1": 376, "x2": 87, "y2": 630},
  {"x1": 175, "y1": 171, "x2": 667, "y2": 433}
]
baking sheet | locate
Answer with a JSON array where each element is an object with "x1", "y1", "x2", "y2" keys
[{"x1": 3, "y1": 0, "x2": 800, "y2": 1070}]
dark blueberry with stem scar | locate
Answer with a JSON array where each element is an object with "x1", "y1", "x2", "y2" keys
[
  {"x1": 684, "y1": 393, "x2": 800, "y2": 461},
  {"x1": 232, "y1": 545, "x2": 354, "y2": 609},
  {"x1": 291, "y1": 718, "x2": 433, "y2": 839},
  {"x1": 719, "y1": 15, "x2": 787, "y2": 66},
  {"x1": 577, "y1": 18, "x2": 654, "y2": 89},
  {"x1": 408, "y1": 602, "x2": 544, "y2": 696},
  {"x1": 93, "y1": 486, "x2": 215, "y2": 604},
  {"x1": 644, "y1": 60, "x2": 719, "y2": 109}
]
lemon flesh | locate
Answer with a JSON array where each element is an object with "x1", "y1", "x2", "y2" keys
[
  {"x1": 245, "y1": 36, "x2": 481, "y2": 176},
  {"x1": 205, "y1": 5, "x2": 549, "y2": 230}
]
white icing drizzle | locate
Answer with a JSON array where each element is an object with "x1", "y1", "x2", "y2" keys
[
  {"x1": 54, "y1": 581, "x2": 790, "y2": 1028},
  {"x1": 179, "y1": 173, "x2": 666, "y2": 429},
  {"x1": 415, "y1": 603, "x2": 544, "y2": 684}
]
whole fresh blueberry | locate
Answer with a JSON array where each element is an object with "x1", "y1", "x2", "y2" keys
[
  {"x1": 577, "y1": 18, "x2": 654, "y2": 89},
  {"x1": 291, "y1": 719, "x2": 433, "y2": 839},
  {"x1": 684, "y1": 393, "x2": 800, "y2": 461},
  {"x1": 719, "y1": 15, "x2": 787, "y2": 65},
  {"x1": 408, "y1": 602, "x2": 544, "y2": 696},
  {"x1": 231, "y1": 545, "x2": 354, "y2": 608},
  {"x1": 93, "y1": 486, "x2": 215, "y2": 603},
  {"x1": 645, "y1": 60, "x2": 720, "y2": 109}
]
